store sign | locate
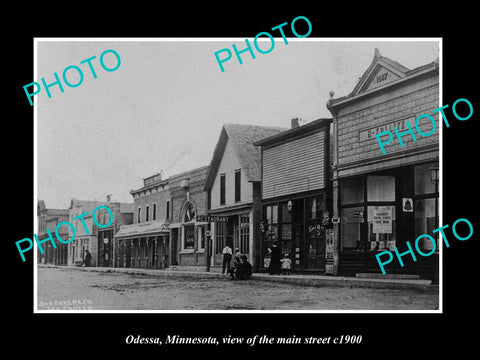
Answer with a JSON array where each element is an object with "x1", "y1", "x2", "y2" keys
[
  {"x1": 359, "y1": 117, "x2": 415, "y2": 142},
  {"x1": 196, "y1": 215, "x2": 228, "y2": 223},
  {"x1": 372, "y1": 206, "x2": 392, "y2": 234},
  {"x1": 402, "y1": 198, "x2": 413, "y2": 212}
]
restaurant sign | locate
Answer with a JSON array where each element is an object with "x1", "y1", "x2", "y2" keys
[{"x1": 196, "y1": 215, "x2": 228, "y2": 223}]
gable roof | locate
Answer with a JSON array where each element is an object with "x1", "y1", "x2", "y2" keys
[
  {"x1": 204, "y1": 123, "x2": 287, "y2": 190},
  {"x1": 327, "y1": 48, "x2": 439, "y2": 109},
  {"x1": 349, "y1": 48, "x2": 410, "y2": 97}
]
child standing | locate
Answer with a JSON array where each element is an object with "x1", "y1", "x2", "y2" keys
[{"x1": 280, "y1": 254, "x2": 292, "y2": 275}]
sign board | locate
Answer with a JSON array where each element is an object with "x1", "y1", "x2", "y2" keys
[
  {"x1": 402, "y1": 198, "x2": 413, "y2": 212},
  {"x1": 359, "y1": 117, "x2": 415, "y2": 142},
  {"x1": 103, "y1": 238, "x2": 109, "y2": 244},
  {"x1": 372, "y1": 206, "x2": 392, "y2": 234},
  {"x1": 196, "y1": 215, "x2": 228, "y2": 223},
  {"x1": 331, "y1": 216, "x2": 340, "y2": 224}
]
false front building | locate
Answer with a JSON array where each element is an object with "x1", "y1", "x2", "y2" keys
[
  {"x1": 254, "y1": 118, "x2": 333, "y2": 273},
  {"x1": 327, "y1": 48, "x2": 439, "y2": 280}
]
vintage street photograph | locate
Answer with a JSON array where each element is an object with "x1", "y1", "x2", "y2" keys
[{"x1": 35, "y1": 38, "x2": 440, "y2": 312}]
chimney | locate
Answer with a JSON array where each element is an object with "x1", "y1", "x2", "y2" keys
[
  {"x1": 291, "y1": 118, "x2": 300, "y2": 129},
  {"x1": 106, "y1": 194, "x2": 111, "y2": 202}
]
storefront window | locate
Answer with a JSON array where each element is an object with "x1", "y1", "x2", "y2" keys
[
  {"x1": 367, "y1": 205, "x2": 396, "y2": 251},
  {"x1": 341, "y1": 207, "x2": 363, "y2": 250},
  {"x1": 341, "y1": 177, "x2": 364, "y2": 204},
  {"x1": 263, "y1": 205, "x2": 278, "y2": 261},
  {"x1": 239, "y1": 214, "x2": 250, "y2": 254},
  {"x1": 414, "y1": 199, "x2": 437, "y2": 252},
  {"x1": 414, "y1": 164, "x2": 436, "y2": 195},
  {"x1": 367, "y1": 176, "x2": 395, "y2": 201},
  {"x1": 215, "y1": 222, "x2": 226, "y2": 254},
  {"x1": 183, "y1": 225, "x2": 195, "y2": 250}
]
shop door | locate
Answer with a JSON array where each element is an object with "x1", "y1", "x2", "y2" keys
[{"x1": 293, "y1": 223, "x2": 304, "y2": 269}]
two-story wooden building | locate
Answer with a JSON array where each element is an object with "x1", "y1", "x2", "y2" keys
[
  {"x1": 254, "y1": 118, "x2": 333, "y2": 273},
  {"x1": 68, "y1": 197, "x2": 133, "y2": 267},
  {"x1": 114, "y1": 173, "x2": 171, "y2": 269},
  {"x1": 327, "y1": 48, "x2": 439, "y2": 280},
  {"x1": 204, "y1": 123, "x2": 287, "y2": 271}
]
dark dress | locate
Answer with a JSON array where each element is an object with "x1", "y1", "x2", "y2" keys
[
  {"x1": 84, "y1": 252, "x2": 92, "y2": 267},
  {"x1": 268, "y1": 246, "x2": 281, "y2": 275}
]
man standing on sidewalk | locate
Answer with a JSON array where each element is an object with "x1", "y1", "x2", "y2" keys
[{"x1": 222, "y1": 244, "x2": 232, "y2": 274}]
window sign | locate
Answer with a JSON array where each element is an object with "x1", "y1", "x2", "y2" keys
[{"x1": 372, "y1": 206, "x2": 393, "y2": 234}]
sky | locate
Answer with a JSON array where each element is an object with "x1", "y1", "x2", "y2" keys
[{"x1": 36, "y1": 38, "x2": 440, "y2": 209}]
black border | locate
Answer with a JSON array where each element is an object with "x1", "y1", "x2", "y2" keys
[{"x1": 7, "y1": 5, "x2": 478, "y2": 356}]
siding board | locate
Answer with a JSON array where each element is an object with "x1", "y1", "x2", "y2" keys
[
  {"x1": 211, "y1": 140, "x2": 252, "y2": 209},
  {"x1": 263, "y1": 131, "x2": 326, "y2": 199}
]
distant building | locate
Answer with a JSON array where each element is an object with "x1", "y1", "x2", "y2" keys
[
  {"x1": 37, "y1": 200, "x2": 69, "y2": 265},
  {"x1": 169, "y1": 166, "x2": 209, "y2": 270},
  {"x1": 115, "y1": 173, "x2": 171, "y2": 269},
  {"x1": 68, "y1": 197, "x2": 133, "y2": 267}
]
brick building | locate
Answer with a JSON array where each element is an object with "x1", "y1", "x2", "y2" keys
[
  {"x1": 326, "y1": 48, "x2": 439, "y2": 279},
  {"x1": 37, "y1": 200, "x2": 69, "y2": 265},
  {"x1": 254, "y1": 118, "x2": 333, "y2": 273},
  {"x1": 204, "y1": 124, "x2": 287, "y2": 271},
  {"x1": 169, "y1": 166, "x2": 209, "y2": 270}
]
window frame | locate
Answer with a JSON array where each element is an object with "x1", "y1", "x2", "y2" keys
[
  {"x1": 234, "y1": 169, "x2": 241, "y2": 203},
  {"x1": 220, "y1": 173, "x2": 226, "y2": 206}
]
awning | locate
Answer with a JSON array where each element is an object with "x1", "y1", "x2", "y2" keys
[{"x1": 114, "y1": 221, "x2": 170, "y2": 240}]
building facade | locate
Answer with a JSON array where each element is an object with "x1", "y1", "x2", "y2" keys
[
  {"x1": 37, "y1": 200, "x2": 69, "y2": 265},
  {"x1": 68, "y1": 197, "x2": 133, "y2": 267},
  {"x1": 115, "y1": 173, "x2": 171, "y2": 269},
  {"x1": 327, "y1": 49, "x2": 439, "y2": 279},
  {"x1": 255, "y1": 118, "x2": 333, "y2": 273},
  {"x1": 168, "y1": 166, "x2": 209, "y2": 270},
  {"x1": 204, "y1": 124, "x2": 287, "y2": 271}
]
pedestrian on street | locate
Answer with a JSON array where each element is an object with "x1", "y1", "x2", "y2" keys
[
  {"x1": 268, "y1": 243, "x2": 281, "y2": 275},
  {"x1": 280, "y1": 254, "x2": 292, "y2": 275},
  {"x1": 222, "y1": 244, "x2": 233, "y2": 274},
  {"x1": 83, "y1": 250, "x2": 92, "y2": 267},
  {"x1": 236, "y1": 255, "x2": 253, "y2": 280},
  {"x1": 229, "y1": 248, "x2": 242, "y2": 280}
]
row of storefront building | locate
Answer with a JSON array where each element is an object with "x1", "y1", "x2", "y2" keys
[{"x1": 37, "y1": 49, "x2": 440, "y2": 280}]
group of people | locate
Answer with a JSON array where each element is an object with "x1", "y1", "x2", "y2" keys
[
  {"x1": 222, "y1": 245, "x2": 252, "y2": 280},
  {"x1": 267, "y1": 243, "x2": 292, "y2": 275},
  {"x1": 222, "y1": 242, "x2": 292, "y2": 279}
]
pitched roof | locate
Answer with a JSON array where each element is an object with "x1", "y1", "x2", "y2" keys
[
  {"x1": 327, "y1": 48, "x2": 438, "y2": 109},
  {"x1": 204, "y1": 123, "x2": 288, "y2": 190}
]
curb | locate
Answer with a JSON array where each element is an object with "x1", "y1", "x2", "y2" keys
[{"x1": 38, "y1": 264, "x2": 437, "y2": 293}]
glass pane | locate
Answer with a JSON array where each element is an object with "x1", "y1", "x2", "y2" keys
[
  {"x1": 272, "y1": 205, "x2": 278, "y2": 224},
  {"x1": 367, "y1": 206, "x2": 396, "y2": 250},
  {"x1": 414, "y1": 165, "x2": 436, "y2": 195},
  {"x1": 341, "y1": 177, "x2": 364, "y2": 204},
  {"x1": 367, "y1": 176, "x2": 395, "y2": 201},
  {"x1": 414, "y1": 198, "x2": 438, "y2": 252},
  {"x1": 341, "y1": 206, "x2": 363, "y2": 250},
  {"x1": 282, "y1": 223, "x2": 292, "y2": 240},
  {"x1": 282, "y1": 203, "x2": 292, "y2": 223}
]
